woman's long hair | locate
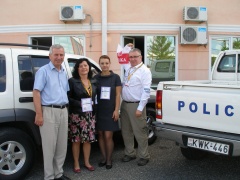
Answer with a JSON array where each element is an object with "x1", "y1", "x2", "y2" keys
[{"x1": 72, "y1": 58, "x2": 93, "y2": 80}]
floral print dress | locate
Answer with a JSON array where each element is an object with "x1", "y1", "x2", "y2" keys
[
  {"x1": 68, "y1": 77, "x2": 97, "y2": 143},
  {"x1": 69, "y1": 112, "x2": 96, "y2": 143}
]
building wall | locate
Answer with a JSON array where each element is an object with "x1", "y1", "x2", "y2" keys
[{"x1": 0, "y1": 0, "x2": 240, "y2": 79}]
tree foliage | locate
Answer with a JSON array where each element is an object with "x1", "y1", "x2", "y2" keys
[
  {"x1": 220, "y1": 40, "x2": 229, "y2": 51},
  {"x1": 147, "y1": 36, "x2": 174, "y2": 62},
  {"x1": 233, "y1": 38, "x2": 240, "y2": 49}
]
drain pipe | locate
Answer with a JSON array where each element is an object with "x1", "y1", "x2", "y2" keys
[{"x1": 102, "y1": 0, "x2": 107, "y2": 54}]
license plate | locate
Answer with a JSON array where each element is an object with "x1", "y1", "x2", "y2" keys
[{"x1": 187, "y1": 137, "x2": 230, "y2": 155}]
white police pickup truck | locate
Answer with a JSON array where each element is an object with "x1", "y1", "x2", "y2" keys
[
  {"x1": 153, "y1": 50, "x2": 240, "y2": 160},
  {"x1": 0, "y1": 44, "x2": 156, "y2": 180}
]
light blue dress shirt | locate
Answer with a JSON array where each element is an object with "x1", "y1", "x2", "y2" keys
[{"x1": 34, "y1": 61, "x2": 70, "y2": 105}]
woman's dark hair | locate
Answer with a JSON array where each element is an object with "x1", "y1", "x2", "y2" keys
[
  {"x1": 99, "y1": 55, "x2": 111, "y2": 63},
  {"x1": 72, "y1": 58, "x2": 93, "y2": 79}
]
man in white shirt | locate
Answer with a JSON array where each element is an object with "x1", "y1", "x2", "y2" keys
[{"x1": 121, "y1": 48, "x2": 152, "y2": 166}]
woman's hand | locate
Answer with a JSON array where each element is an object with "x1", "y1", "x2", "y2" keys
[{"x1": 112, "y1": 110, "x2": 119, "y2": 121}]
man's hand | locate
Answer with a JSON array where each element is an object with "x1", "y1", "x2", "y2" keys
[
  {"x1": 33, "y1": 89, "x2": 43, "y2": 126},
  {"x1": 127, "y1": 43, "x2": 134, "y2": 49},
  {"x1": 35, "y1": 114, "x2": 44, "y2": 126},
  {"x1": 135, "y1": 110, "x2": 142, "y2": 117}
]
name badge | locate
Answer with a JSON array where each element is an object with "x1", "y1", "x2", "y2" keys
[
  {"x1": 100, "y1": 87, "x2": 111, "y2": 100},
  {"x1": 81, "y1": 98, "x2": 93, "y2": 112}
]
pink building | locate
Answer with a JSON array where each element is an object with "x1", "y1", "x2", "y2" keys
[{"x1": 0, "y1": 0, "x2": 239, "y2": 85}]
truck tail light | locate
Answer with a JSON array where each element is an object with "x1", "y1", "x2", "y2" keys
[{"x1": 156, "y1": 90, "x2": 162, "y2": 119}]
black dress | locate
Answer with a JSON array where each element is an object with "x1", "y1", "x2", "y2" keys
[{"x1": 95, "y1": 71, "x2": 122, "y2": 131}]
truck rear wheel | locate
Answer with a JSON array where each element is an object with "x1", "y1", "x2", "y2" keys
[
  {"x1": 180, "y1": 147, "x2": 207, "y2": 160},
  {"x1": 146, "y1": 107, "x2": 157, "y2": 145},
  {"x1": 0, "y1": 128, "x2": 35, "y2": 180}
]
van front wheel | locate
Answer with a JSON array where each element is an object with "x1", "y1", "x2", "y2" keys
[{"x1": 0, "y1": 128, "x2": 35, "y2": 180}]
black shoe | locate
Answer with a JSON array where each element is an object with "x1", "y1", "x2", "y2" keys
[
  {"x1": 55, "y1": 175, "x2": 71, "y2": 180},
  {"x1": 122, "y1": 155, "x2": 136, "y2": 162},
  {"x1": 137, "y1": 158, "x2": 149, "y2": 166},
  {"x1": 106, "y1": 164, "x2": 112, "y2": 169},
  {"x1": 98, "y1": 161, "x2": 106, "y2": 167}
]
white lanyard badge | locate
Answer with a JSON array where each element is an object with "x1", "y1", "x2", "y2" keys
[
  {"x1": 100, "y1": 87, "x2": 111, "y2": 100},
  {"x1": 81, "y1": 98, "x2": 93, "y2": 112}
]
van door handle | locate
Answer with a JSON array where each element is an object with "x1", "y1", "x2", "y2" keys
[{"x1": 19, "y1": 97, "x2": 33, "y2": 103}]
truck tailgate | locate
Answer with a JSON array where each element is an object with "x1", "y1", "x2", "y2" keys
[{"x1": 160, "y1": 82, "x2": 240, "y2": 134}]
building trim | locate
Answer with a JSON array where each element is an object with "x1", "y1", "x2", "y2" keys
[{"x1": 0, "y1": 23, "x2": 240, "y2": 33}]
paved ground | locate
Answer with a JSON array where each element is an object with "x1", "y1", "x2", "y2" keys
[{"x1": 25, "y1": 135, "x2": 240, "y2": 180}]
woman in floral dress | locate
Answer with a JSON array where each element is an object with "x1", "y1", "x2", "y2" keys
[{"x1": 68, "y1": 58, "x2": 97, "y2": 173}]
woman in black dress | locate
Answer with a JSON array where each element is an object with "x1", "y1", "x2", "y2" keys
[{"x1": 95, "y1": 55, "x2": 122, "y2": 169}]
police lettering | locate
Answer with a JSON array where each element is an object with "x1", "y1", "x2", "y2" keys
[{"x1": 178, "y1": 101, "x2": 234, "y2": 117}]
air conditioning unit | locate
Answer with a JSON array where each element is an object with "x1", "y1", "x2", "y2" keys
[
  {"x1": 183, "y1": 6, "x2": 207, "y2": 21},
  {"x1": 60, "y1": 5, "x2": 85, "y2": 21},
  {"x1": 180, "y1": 26, "x2": 208, "y2": 44}
]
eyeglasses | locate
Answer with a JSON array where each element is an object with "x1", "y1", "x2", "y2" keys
[{"x1": 129, "y1": 55, "x2": 141, "y2": 59}]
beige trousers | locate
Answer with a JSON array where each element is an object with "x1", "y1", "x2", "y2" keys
[
  {"x1": 120, "y1": 101, "x2": 150, "y2": 159},
  {"x1": 40, "y1": 107, "x2": 68, "y2": 180}
]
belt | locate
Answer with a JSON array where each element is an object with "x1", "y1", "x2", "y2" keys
[
  {"x1": 42, "y1": 104, "x2": 68, "y2": 109},
  {"x1": 123, "y1": 101, "x2": 140, "y2": 103}
]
